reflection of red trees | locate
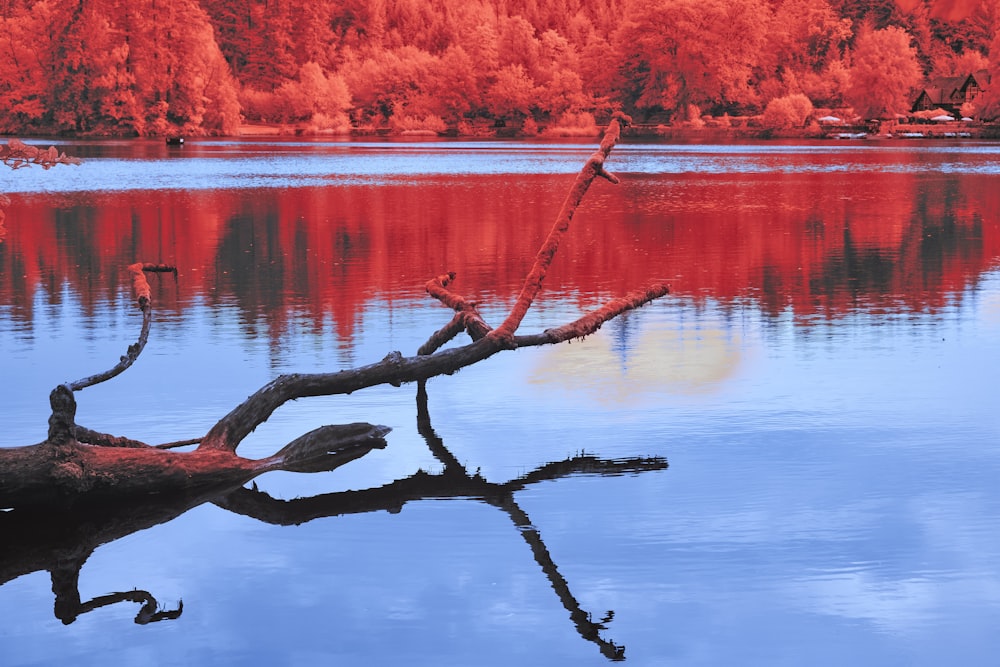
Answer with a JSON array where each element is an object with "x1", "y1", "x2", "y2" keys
[
  {"x1": 565, "y1": 171, "x2": 1000, "y2": 319},
  {"x1": 2, "y1": 172, "x2": 998, "y2": 342}
]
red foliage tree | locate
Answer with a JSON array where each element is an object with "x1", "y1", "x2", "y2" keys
[
  {"x1": 0, "y1": 0, "x2": 994, "y2": 133},
  {"x1": 846, "y1": 25, "x2": 923, "y2": 119},
  {"x1": 612, "y1": 0, "x2": 771, "y2": 117}
]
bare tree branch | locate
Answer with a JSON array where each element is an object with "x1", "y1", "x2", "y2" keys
[
  {"x1": 2, "y1": 116, "x2": 666, "y2": 513},
  {"x1": 423, "y1": 271, "x2": 492, "y2": 342},
  {"x1": 489, "y1": 111, "x2": 632, "y2": 344},
  {"x1": 68, "y1": 263, "x2": 177, "y2": 392},
  {"x1": 197, "y1": 280, "x2": 665, "y2": 454},
  {"x1": 198, "y1": 112, "x2": 658, "y2": 454}
]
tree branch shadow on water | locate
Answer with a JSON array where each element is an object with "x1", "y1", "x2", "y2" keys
[
  {"x1": 0, "y1": 382, "x2": 666, "y2": 660},
  {"x1": 216, "y1": 382, "x2": 668, "y2": 661}
]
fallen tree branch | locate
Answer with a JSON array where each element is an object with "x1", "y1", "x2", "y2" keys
[
  {"x1": 2, "y1": 116, "x2": 666, "y2": 511},
  {"x1": 198, "y1": 283, "x2": 665, "y2": 453},
  {"x1": 199, "y1": 114, "x2": 659, "y2": 453}
]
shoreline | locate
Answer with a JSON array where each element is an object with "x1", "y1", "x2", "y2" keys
[
  {"x1": 238, "y1": 120, "x2": 1000, "y2": 141},
  {"x1": 7, "y1": 121, "x2": 999, "y2": 142}
]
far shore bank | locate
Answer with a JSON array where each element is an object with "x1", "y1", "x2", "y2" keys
[
  {"x1": 237, "y1": 119, "x2": 1000, "y2": 141},
  {"x1": 7, "y1": 120, "x2": 1000, "y2": 143}
]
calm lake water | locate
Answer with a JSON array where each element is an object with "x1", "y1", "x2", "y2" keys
[{"x1": 1, "y1": 137, "x2": 999, "y2": 666}]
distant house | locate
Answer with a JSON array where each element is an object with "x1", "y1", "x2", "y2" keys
[{"x1": 911, "y1": 70, "x2": 990, "y2": 116}]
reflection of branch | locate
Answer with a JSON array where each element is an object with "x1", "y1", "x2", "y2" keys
[
  {"x1": 50, "y1": 554, "x2": 181, "y2": 626},
  {"x1": 214, "y1": 454, "x2": 665, "y2": 525},
  {"x1": 4, "y1": 401, "x2": 662, "y2": 649},
  {"x1": 416, "y1": 381, "x2": 466, "y2": 472},
  {"x1": 70, "y1": 590, "x2": 183, "y2": 625},
  {"x1": 499, "y1": 496, "x2": 625, "y2": 661},
  {"x1": 417, "y1": 387, "x2": 633, "y2": 660},
  {"x1": 213, "y1": 387, "x2": 665, "y2": 661}
]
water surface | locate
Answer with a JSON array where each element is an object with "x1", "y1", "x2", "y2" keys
[{"x1": 1, "y1": 138, "x2": 999, "y2": 666}]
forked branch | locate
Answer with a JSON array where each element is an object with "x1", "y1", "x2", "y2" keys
[
  {"x1": 489, "y1": 111, "x2": 633, "y2": 343},
  {"x1": 2, "y1": 117, "x2": 667, "y2": 512},
  {"x1": 198, "y1": 112, "x2": 666, "y2": 453}
]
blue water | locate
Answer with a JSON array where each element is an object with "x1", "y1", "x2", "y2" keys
[{"x1": 1, "y1": 138, "x2": 999, "y2": 666}]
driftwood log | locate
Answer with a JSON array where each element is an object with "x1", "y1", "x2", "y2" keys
[{"x1": 0, "y1": 112, "x2": 668, "y2": 511}]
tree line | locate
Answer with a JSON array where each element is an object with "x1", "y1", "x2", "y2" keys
[{"x1": 2, "y1": 0, "x2": 999, "y2": 136}]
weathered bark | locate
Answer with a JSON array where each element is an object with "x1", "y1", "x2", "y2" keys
[
  {"x1": 195, "y1": 279, "x2": 666, "y2": 453},
  {"x1": 0, "y1": 114, "x2": 667, "y2": 511},
  {"x1": 489, "y1": 111, "x2": 631, "y2": 344},
  {"x1": 68, "y1": 263, "x2": 175, "y2": 393},
  {"x1": 0, "y1": 263, "x2": 391, "y2": 509}
]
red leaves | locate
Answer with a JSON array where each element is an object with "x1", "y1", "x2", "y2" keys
[{"x1": 1, "y1": 139, "x2": 80, "y2": 170}]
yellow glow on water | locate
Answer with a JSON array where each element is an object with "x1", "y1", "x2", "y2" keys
[{"x1": 529, "y1": 321, "x2": 742, "y2": 403}]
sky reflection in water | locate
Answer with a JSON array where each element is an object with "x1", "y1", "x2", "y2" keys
[
  {"x1": 4, "y1": 139, "x2": 1000, "y2": 193},
  {"x1": 1, "y1": 139, "x2": 999, "y2": 666}
]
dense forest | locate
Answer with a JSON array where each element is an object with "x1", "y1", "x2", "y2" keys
[{"x1": 1, "y1": 0, "x2": 999, "y2": 136}]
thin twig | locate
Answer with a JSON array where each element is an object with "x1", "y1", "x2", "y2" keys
[
  {"x1": 154, "y1": 438, "x2": 203, "y2": 450},
  {"x1": 423, "y1": 272, "x2": 492, "y2": 342},
  {"x1": 68, "y1": 263, "x2": 177, "y2": 392},
  {"x1": 513, "y1": 283, "x2": 669, "y2": 346}
]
